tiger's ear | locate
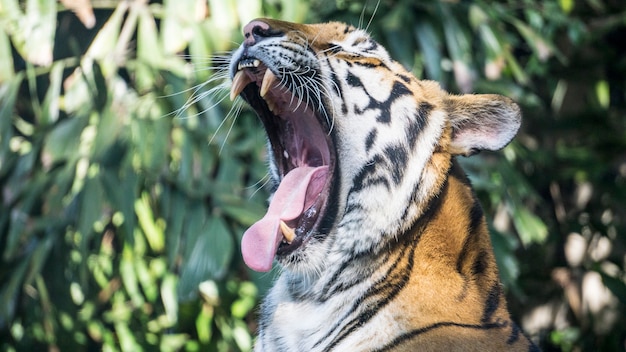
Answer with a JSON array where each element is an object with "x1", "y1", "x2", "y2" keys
[{"x1": 445, "y1": 94, "x2": 521, "y2": 156}]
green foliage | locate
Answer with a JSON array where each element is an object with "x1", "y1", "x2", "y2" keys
[
  {"x1": 0, "y1": 0, "x2": 280, "y2": 350},
  {"x1": 1, "y1": 0, "x2": 625, "y2": 351}
]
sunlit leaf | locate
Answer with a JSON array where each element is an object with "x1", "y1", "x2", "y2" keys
[
  {"x1": 6, "y1": 0, "x2": 57, "y2": 66},
  {"x1": 161, "y1": 0, "x2": 200, "y2": 54},
  {"x1": 559, "y1": 0, "x2": 575, "y2": 13},
  {"x1": 83, "y1": 1, "x2": 129, "y2": 76},
  {"x1": 595, "y1": 80, "x2": 610, "y2": 109},
  {"x1": 137, "y1": 4, "x2": 162, "y2": 67},
  {"x1": 511, "y1": 206, "x2": 549, "y2": 246},
  {"x1": 39, "y1": 61, "x2": 64, "y2": 125},
  {"x1": 120, "y1": 244, "x2": 144, "y2": 307},
  {"x1": 161, "y1": 274, "x2": 179, "y2": 324},
  {"x1": 135, "y1": 192, "x2": 165, "y2": 253},
  {"x1": 60, "y1": 0, "x2": 95, "y2": 29}
]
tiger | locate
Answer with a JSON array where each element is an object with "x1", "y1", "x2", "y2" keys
[{"x1": 226, "y1": 18, "x2": 539, "y2": 351}]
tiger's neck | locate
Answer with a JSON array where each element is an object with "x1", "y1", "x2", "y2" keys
[
  {"x1": 260, "y1": 159, "x2": 517, "y2": 351},
  {"x1": 403, "y1": 159, "x2": 509, "y2": 319}
]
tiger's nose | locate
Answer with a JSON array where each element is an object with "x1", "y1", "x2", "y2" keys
[{"x1": 243, "y1": 20, "x2": 271, "y2": 46}]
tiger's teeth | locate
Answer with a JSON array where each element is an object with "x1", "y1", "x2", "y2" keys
[
  {"x1": 279, "y1": 220, "x2": 295, "y2": 244},
  {"x1": 266, "y1": 99, "x2": 276, "y2": 113},
  {"x1": 253, "y1": 59, "x2": 260, "y2": 67},
  {"x1": 260, "y1": 68, "x2": 277, "y2": 98},
  {"x1": 230, "y1": 70, "x2": 251, "y2": 101}
]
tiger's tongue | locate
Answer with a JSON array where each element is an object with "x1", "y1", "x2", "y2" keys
[{"x1": 241, "y1": 165, "x2": 328, "y2": 272}]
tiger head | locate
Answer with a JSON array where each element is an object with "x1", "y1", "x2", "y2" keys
[{"x1": 229, "y1": 19, "x2": 521, "y2": 274}]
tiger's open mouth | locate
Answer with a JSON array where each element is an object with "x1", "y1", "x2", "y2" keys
[{"x1": 230, "y1": 57, "x2": 336, "y2": 272}]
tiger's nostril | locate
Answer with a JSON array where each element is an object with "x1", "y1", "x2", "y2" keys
[
  {"x1": 243, "y1": 20, "x2": 270, "y2": 46},
  {"x1": 243, "y1": 20, "x2": 284, "y2": 47}
]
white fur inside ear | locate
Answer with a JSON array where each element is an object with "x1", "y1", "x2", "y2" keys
[{"x1": 447, "y1": 94, "x2": 521, "y2": 155}]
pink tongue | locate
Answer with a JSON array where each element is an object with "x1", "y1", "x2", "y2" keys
[{"x1": 241, "y1": 165, "x2": 328, "y2": 272}]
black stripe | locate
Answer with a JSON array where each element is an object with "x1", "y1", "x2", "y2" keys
[
  {"x1": 472, "y1": 250, "x2": 488, "y2": 276},
  {"x1": 317, "y1": 251, "x2": 391, "y2": 301},
  {"x1": 349, "y1": 154, "x2": 390, "y2": 194},
  {"x1": 325, "y1": 58, "x2": 347, "y2": 115},
  {"x1": 481, "y1": 283, "x2": 502, "y2": 324},
  {"x1": 406, "y1": 102, "x2": 431, "y2": 149},
  {"x1": 455, "y1": 186, "x2": 487, "y2": 300},
  {"x1": 384, "y1": 145, "x2": 408, "y2": 185},
  {"x1": 352, "y1": 59, "x2": 386, "y2": 69},
  {"x1": 507, "y1": 321, "x2": 521, "y2": 345},
  {"x1": 353, "y1": 80, "x2": 412, "y2": 123},
  {"x1": 346, "y1": 71, "x2": 365, "y2": 88},
  {"x1": 342, "y1": 201, "x2": 364, "y2": 218},
  {"x1": 468, "y1": 196, "x2": 484, "y2": 236},
  {"x1": 316, "y1": 243, "x2": 415, "y2": 350},
  {"x1": 373, "y1": 320, "x2": 509, "y2": 352},
  {"x1": 365, "y1": 129, "x2": 377, "y2": 152},
  {"x1": 396, "y1": 72, "x2": 412, "y2": 84}
]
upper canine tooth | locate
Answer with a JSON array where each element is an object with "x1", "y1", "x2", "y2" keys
[
  {"x1": 230, "y1": 70, "x2": 251, "y2": 101},
  {"x1": 260, "y1": 68, "x2": 277, "y2": 98},
  {"x1": 253, "y1": 59, "x2": 260, "y2": 67}
]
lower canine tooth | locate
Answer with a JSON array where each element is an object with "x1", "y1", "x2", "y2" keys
[
  {"x1": 267, "y1": 99, "x2": 276, "y2": 113},
  {"x1": 279, "y1": 220, "x2": 295, "y2": 243}
]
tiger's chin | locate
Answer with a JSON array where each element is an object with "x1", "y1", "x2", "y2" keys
[{"x1": 230, "y1": 57, "x2": 339, "y2": 273}]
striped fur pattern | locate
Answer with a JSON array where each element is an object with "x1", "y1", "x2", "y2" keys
[{"x1": 228, "y1": 19, "x2": 538, "y2": 351}]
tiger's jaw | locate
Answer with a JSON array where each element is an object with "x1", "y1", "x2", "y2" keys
[{"x1": 229, "y1": 34, "x2": 337, "y2": 272}]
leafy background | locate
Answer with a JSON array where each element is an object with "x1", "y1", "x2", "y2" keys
[{"x1": 1, "y1": 0, "x2": 624, "y2": 351}]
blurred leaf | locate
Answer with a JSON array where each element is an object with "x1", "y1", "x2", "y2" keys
[
  {"x1": 508, "y1": 17, "x2": 563, "y2": 63},
  {"x1": 414, "y1": 18, "x2": 443, "y2": 82},
  {"x1": 60, "y1": 0, "x2": 95, "y2": 28},
  {"x1": 101, "y1": 168, "x2": 138, "y2": 242},
  {"x1": 161, "y1": 0, "x2": 200, "y2": 54},
  {"x1": 559, "y1": 0, "x2": 575, "y2": 13},
  {"x1": 40, "y1": 61, "x2": 64, "y2": 124},
  {"x1": 5, "y1": 0, "x2": 57, "y2": 66},
  {"x1": 137, "y1": 3, "x2": 163, "y2": 68},
  {"x1": 178, "y1": 211, "x2": 234, "y2": 301},
  {"x1": 0, "y1": 74, "x2": 22, "y2": 170},
  {"x1": 438, "y1": 3, "x2": 473, "y2": 92},
  {"x1": 511, "y1": 205, "x2": 548, "y2": 246},
  {"x1": 0, "y1": 27, "x2": 14, "y2": 81},
  {"x1": 42, "y1": 116, "x2": 87, "y2": 166},
  {"x1": 598, "y1": 271, "x2": 626, "y2": 306},
  {"x1": 595, "y1": 80, "x2": 610, "y2": 109},
  {"x1": 161, "y1": 274, "x2": 179, "y2": 324},
  {"x1": 160, "y1": 187, "x2": 186, "y2": 265},
  {"x1": 23, "y1": 236, "x2": 54, "y2": 288},
  {"x1": 135, "y1": 192, "x2": 165, "y2": 253},
  {"x1": 83, "y1": 1, "x2": 130, "y2": 76},
  {"x1": 0, "y1": 259, "x2": 28, "y2": 328},
  {"x1": 120, "y1": 243, "x2": 144, "y2": 307}
]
